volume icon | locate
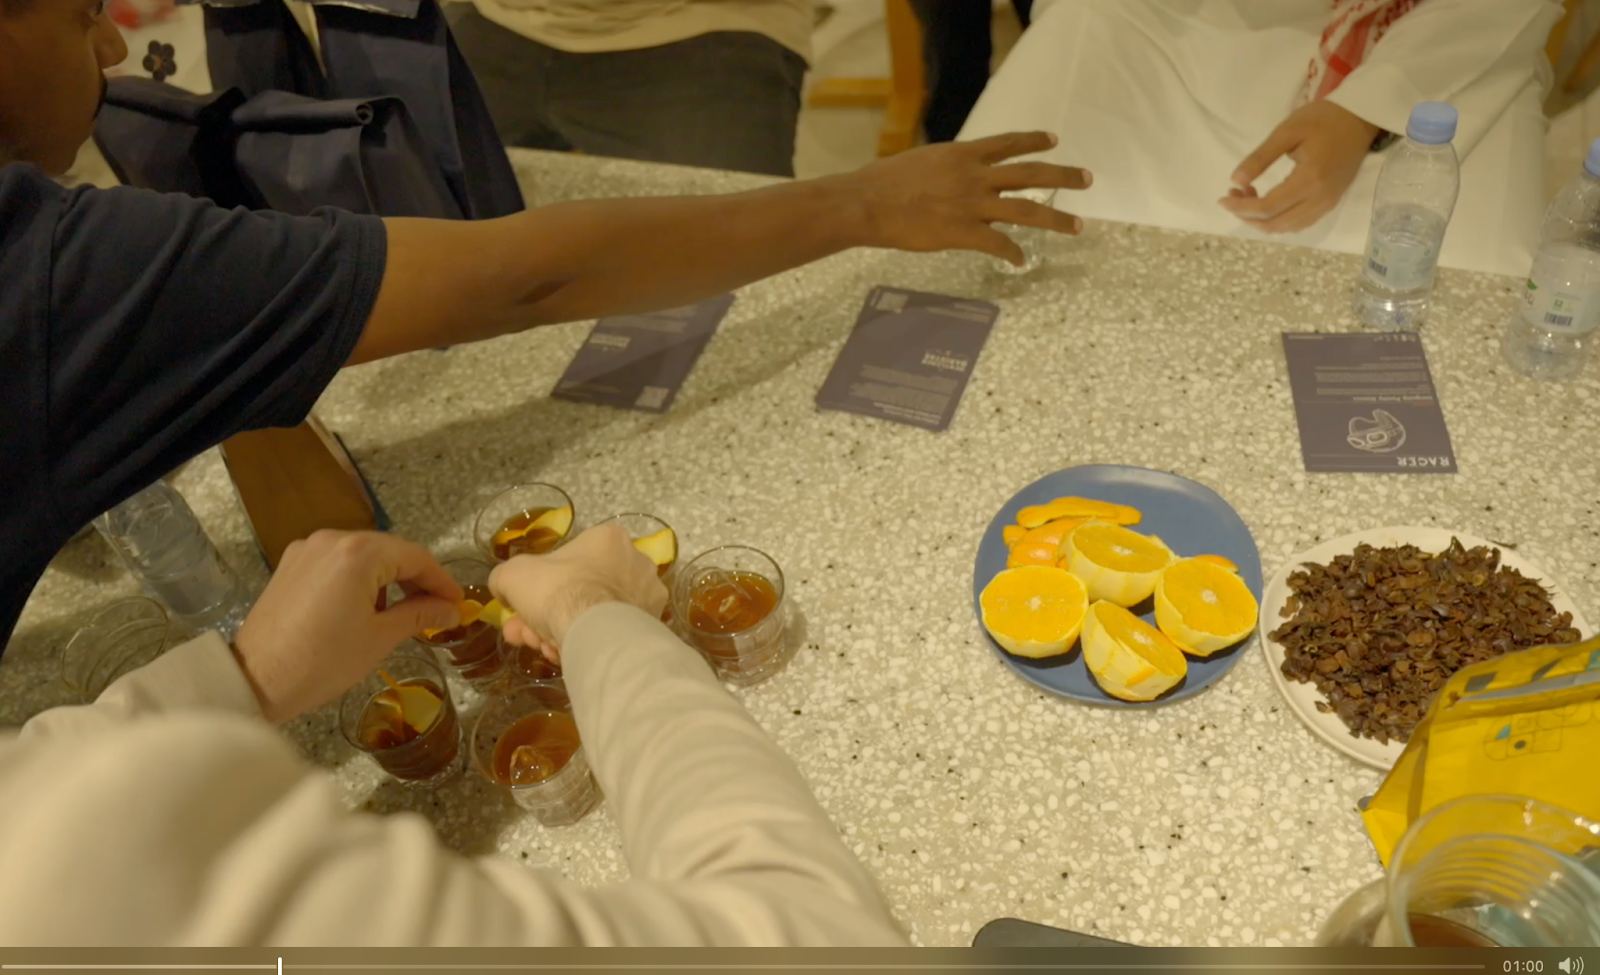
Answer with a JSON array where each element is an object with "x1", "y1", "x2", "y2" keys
[{"x1": 1559, "y1": 957, "x2": 1584, "y2": 974}]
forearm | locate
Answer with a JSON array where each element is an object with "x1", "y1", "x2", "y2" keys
[
  {"x1": 559, "y1": 604, "x2": 904, "y2": 939},
  {"x1": 18, "y1": 632, "x2": 262, "y2": 742},
  {"x1": 350, "y1": 178, "x2": 867, "y2": 365}
]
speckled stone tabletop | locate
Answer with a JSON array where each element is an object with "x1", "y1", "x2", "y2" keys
[{"x1": 5, "y1": 151, "x2": 1598, "y2": 947}]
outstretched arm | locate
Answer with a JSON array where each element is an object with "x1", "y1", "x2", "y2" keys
[{"x1": 348, "y1": 132, "x2": 1090, "y2": 364}]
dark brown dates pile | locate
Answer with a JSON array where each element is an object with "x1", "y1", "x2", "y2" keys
[{"x1": 1271, "y1": 538, "x2": 1581, "y2": 745}]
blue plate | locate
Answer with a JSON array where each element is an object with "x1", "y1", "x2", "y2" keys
[{"x1": 972, "y1": 465, "x2": 1263, "y2": 707}]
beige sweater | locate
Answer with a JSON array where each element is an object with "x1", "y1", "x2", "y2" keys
[
  {"x1": 467, "y1": 0, "x2": 813, "y2": 60},
  {"x1": 0, "y1": 604, "x2": 905, "y2": 946}
]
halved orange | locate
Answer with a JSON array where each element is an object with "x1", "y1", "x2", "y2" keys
[
  {"x1": 1060, "y1": 523, "x2": 1174, "y2": 606},
  {"x1": 1080, "y1": 601, "x2": 1187, "y2": 702},
  {"x1": 980, "y1": 566, "x2": 1089, "y2": 659},
  {"x1": 1018, "y1": 497, "x2": 1141, "y2": 529},
  {"x1": 1154, "y1": 557, "x2": 1258, "y2": 657}
]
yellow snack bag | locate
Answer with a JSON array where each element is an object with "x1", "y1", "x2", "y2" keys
[{"x1": 1362, "y1": 635, "x2": 1600, "y2": 866}]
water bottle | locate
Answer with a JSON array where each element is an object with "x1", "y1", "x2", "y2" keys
[
  {"x1": 1501, "y1": 139, "x2": 1600, "y2": 381},
  {"x1": 94, "y1": 480, "x2": 251, "y2": 640},
  {"x1": 1352, "y1": 102, "x2": 1461, "y2": 331}
]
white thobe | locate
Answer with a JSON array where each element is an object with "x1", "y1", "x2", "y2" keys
[{"x1": 961, "y1": 0, "x2": 1564, "y2": 276}]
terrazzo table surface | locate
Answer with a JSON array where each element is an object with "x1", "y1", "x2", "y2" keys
[{"x1": 6, "y1": 151, "x2": 1599, "y2": 947}]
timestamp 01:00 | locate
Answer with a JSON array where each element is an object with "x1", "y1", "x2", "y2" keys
[{"x1": 1505, "y1": 962, "x2": 1544, "y2": 972}]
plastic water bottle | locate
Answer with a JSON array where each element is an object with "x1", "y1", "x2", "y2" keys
[
  {"x1": 1501, "y1": 139, "x2": 1600, "y2": 381},
  {"x1": 94, "y1": 480, "x2": 251, "y2": 640},
  {"x1": 1352, "y1": 102, "x2": 1461, "y2": 331}
]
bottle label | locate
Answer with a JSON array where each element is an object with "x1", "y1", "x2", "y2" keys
[
  {"x1": 1520, "y1": 278, "x2": 1592, "y2": 335},
  {"x1": 1365, "y1": 241, "x2": 1437, "y2": 292}
]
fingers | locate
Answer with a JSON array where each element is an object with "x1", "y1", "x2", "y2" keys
[
  {"x1": 379, "y1": 594, "x2": 460, "y2": 646},
  {"x1": 968, "y1": 226, "x2": 1027, "y2": 266},
  {"x1": 965, "y1": 130, "x2": 1058, "y2": 165},
  {"x1": 980, "y1": 197, "x2": 1083, "y2": 234},
  {"x1": 1218, "y1": 165, "x2": 1313, "y2": 222},
  {"x1": 988, "y1": 161, "x2": 1092, "y2": 193},
  {"x1": 502, "y1": 615, "x2": 541, "y2": 649},
  {"x1": 1232, "y1": 123, "x2": 1299, "y2": 189}
]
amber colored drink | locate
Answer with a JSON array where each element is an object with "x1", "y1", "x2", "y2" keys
[
  {"x1": 504, "y1": 642, "x2": 562, "y2": 682},
  {"x1": 355, "y1": 678, "x2": 460, "y2": 782},
  {"x1": 687, "y1": 571, "x2": 778, "y2": 642},
  {"x1": 491, "y1": 711, "x2": 583, "y2": 786},
  {"x1": 1406, "y1": 915, "x2": 1499, "y2": 947},
  {"x1": 492, "y1": 508, "x2": 567, "y2": 561},
  {"x1": 419, "y1": 582, "x2": 501, "y2": 683}
]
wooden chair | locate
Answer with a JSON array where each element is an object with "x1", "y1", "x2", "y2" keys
[{"x1": 806, "y1": 0, "x2": 926, "y2": 156}]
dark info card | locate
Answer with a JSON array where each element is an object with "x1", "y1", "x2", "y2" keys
[
  {"x1": 1282, "y1": 332, "x2": 1457, "y2": 474},
  {"x1": 551, "y1": 295, "x2": 735, "y2": 413},
  {"x1": 815, "y1": 287, "x2": 999, "y2": 431}
]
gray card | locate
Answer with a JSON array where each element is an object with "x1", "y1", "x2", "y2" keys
[
  {"x1": 1282, "y1": 332, "x2": 1456, "y2": 474},
  {"x1": 815, "y1": 287, "x2": 999, "y2": 431},
  {"x1": 550, "y1": 295, "x2": 734, "y2": 413}
]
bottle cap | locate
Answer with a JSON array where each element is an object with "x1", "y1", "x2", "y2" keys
[
  {"x1": 1584, "y1": 138, "x2": 1600, "y2": 179},
  {"x1": 1406, "y1": 102, "x2": 1458, "y2": 145}
]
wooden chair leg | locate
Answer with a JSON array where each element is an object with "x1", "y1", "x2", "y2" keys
[{"x1": 806, "y1": 0, "x2": 927, "y2": 156}]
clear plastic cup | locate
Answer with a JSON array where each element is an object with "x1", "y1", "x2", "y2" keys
[
  {"x1": 474, "y1": 483, "x2": 575, "y2": 563},
  {"x1": 672, "y1": 545, "x2": 793, "y2": 687},
  {"x1": 594, "y1": 512, "x2": 678, "y2": 622},
  {"x1": 471, "y1": 680, "x2": 601, "y2": 827},
  {"x1": 61, "y1": 597, "x2": 172, "y2": 699},
  {"x1": 415, "y1": 558, "x2": 505, "y2": 690},
  {"x1": 340, "y1": 650, "x2": 463, "y2": 787}
]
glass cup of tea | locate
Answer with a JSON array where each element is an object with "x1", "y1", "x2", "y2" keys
[
  {"x1": 471, "y1": 680, "x2": 601, "y2": 827},
  {"x1": 61, "y1": 597, "x2": 172, "y2": 700},
  {"x1": 595, "y1": 512, "x2": 678, "y2": 621},
  {"x1": 672, "y1": 545, "x2": 792, "y2": 687},
  {"x1": 474, "y1": 483, "x2": 575, "y2": 563},
  {"x1": 340, "y1": 650, "x2": 464, "y2": 787},
  {"x1": 415, "y1": 558, "x2": 505, "y2": 690},
  {"x1": 501, "y1": 641, "x2": 562, "y2": 683}
]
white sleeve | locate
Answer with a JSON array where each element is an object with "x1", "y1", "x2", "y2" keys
[
  {"x1": 1326, "y1": 0, "x2": 1562, "y2": 158},
  {"x1": 0, "y1": 608, "x2": 905, "y2": 946}
]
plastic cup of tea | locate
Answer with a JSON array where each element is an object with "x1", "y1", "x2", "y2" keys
[
  {"x1": 61, "y1": 597, "x2": 172, "y2": 700},
  {"x1": 415, "y1": 558, "x2": 506, "y2": 690},
  {"x1": 471, "y1": 680, "x2": 600, "y2": 827},
  {"x1": 594, "y1": 512, "x2": 678, "y2": 622},
  {"x1": 672, "y1": 545, "x2": 792, "y2": 687},
  {"x1": 474, "y1": 483, "x2": 575, "y2": 563},
  {"x1": 501, "y1": 640, "x2": 562, "y2": 683},
  {"x1": 993, "y1": 187, "x2": 1057, "y2": 276},
  {"x1": 340, "y1": 650, "x2": 463, "y2": 787}
]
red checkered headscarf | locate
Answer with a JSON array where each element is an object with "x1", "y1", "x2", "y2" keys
[{"x1": 1297, "y1": 0, "x2": 1427, "y2": 106}]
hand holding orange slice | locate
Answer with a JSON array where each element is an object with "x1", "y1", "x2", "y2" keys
[{"x1": 420, "y1": 597, "x2": 517, "y2": 640}]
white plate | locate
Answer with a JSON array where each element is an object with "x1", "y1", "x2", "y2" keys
[{"x1": 1259, "y1": 526, "x2": 1592, "y2": 770}]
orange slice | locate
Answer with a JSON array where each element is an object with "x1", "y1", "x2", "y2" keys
[
  {"x1": 1192, "y1": 554, "x2": 1239, "y2": 573},
  {"x1": 979, "y1": 566, "x2": 1089, "y2": 659},
  {"x1": 493, "y1": 505, "x2": 574, "y2": 550},
  {"x1": 1154, "y1": 557, "x2": 1258, "y2": 657},
  {"x1": 1002, "y1": 525, "x2": 1026, "y2": 547},
  {"x1": 1080, "y1": 601, "x2": 1187, "y2": 702},
  {"x1": 1007, "y1": 540, "x2": 1061, "y2": 568},
  {"x1": 1060, "y1": 523, "x2": 1174, "y2": 607},
  {"x1": 1017, "y1": 497, "x2": 1141, "y2": 529},
  {"x1": 633, "y1": 528, "x2": 677, "y2": 566},
  {"x1": 421, "y1": 597, "x2": 516, "y2": 639}
]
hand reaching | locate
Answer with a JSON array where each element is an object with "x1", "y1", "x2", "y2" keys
[
  {"x1": 839, "y1": 131, "x2": 1093, "y2": 266},
  {"x1": 491, "y1": 525, "x2": 668, "y2": 668},
  {"x1": 1220, "y1": 101, "x2": 1381, "y2": 234},
  {"x1": 232, "y1": 531, "x2": 464, "y2": 725}
]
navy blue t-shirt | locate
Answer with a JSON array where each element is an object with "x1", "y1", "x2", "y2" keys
[{"x1": 0, "y1": 164, "x2": 386, "y2": 651}]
